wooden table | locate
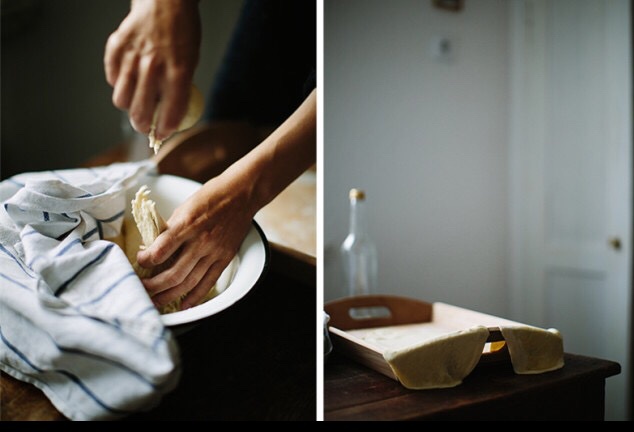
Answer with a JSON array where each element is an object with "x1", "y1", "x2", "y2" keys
[{"x1": 324, "y1": 352, "x2": 621, "y2": 421}]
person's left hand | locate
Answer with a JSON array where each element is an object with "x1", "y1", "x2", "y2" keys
[
  {"x1": 137, "y1": 172, "x2": 255, "y2": 310},
  {"x1": 104, "y1": 0, "x2": 201, "y2": 140}
]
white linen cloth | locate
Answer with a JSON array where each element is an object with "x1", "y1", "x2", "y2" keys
[{"x1": 0, "y1": 161, "x2": 180, "y2": 420}]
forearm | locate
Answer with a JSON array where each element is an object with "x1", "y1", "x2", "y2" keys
[{"x1": 221, "y1": 89, "x2": 317, "y2": 217}]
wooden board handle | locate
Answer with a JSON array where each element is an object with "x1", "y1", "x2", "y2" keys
[{"x1": 324, "y1": 295, "x2": 433, "y2": 330}]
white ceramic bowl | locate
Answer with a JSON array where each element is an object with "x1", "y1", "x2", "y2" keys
[{"x1": 129, "y1": 173, "x2": 268, "y2": 327}]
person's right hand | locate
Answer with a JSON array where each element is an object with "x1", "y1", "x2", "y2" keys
[{"x1": 104, "y1": 0, "x2": 201, "y2": 141}]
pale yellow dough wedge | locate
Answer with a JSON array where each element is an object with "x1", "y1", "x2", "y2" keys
[
  {"x1": 500, "y1": 326, "x2": 565, "y2": 374},
  {"x1": 130, "y1": 185, "x2": 169, "y2": 280},
  {"x1": 148, "y1": 84, "x2": 204, "y2": 154},
  {"x1": 382, "y1": 326, "x2": 490, "y2": 390}
]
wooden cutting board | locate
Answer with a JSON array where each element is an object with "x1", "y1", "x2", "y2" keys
[{"x1": 324, "y1": 295, "x2": 512, "y2": 381}]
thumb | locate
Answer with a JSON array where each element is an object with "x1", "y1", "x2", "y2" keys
[{"x1": 136, "y1": 230, "x2": 181, "y2": 268}]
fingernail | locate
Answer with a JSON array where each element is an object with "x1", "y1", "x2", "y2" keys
[
  {"x1": 129, "y1": 117, "x2": 137, "y2": 131},
  {"x1": 155, "y1": 127, "x2": 173, "y2": 142},
  {"x1": 136, "y1": 252, "x2": 147, "y2": 264}
]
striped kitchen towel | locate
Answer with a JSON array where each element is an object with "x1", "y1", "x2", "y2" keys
[{"x1": 0, "y1": 161, "x2": 180, "y2": 421}]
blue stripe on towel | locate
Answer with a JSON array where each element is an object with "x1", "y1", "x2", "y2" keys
[
  {"x1": 55, "y1": 244, "x2": 114, "y2": 295},
  {"x1": 0, "y1": 326, "x2": 135, "y2": 415},
  {"x1": 152, "y1": 327, "x2": 168, "y2": 351},
  {"x1": 4, "y1": 203, "x2": 26, "y2": 212},
  {"x1": 0, "y1": 327, "x2": 45, "y2": 372},
  {"x1": 82, "y1": 227, "x2": 99, "y2": 241},
  {"x1": 0, "y1": 273, "x2": 31, "y2": 290},
  {"x1": 22, "y1": 229, "x2": 39, "y2": 237},
  {"x1": 26, "y1": 255, "x2": 43, "y2": 268},
  {"x1": 60, "y1": 213, "x2": 79, "y2": 222},
  {"x1": 56, "y1": 344, "x2": 159, "y2": 390},
  {"x1": 57, "y1": 238, "x2": 83, "y2": 257},
  {"x1": 0, "y1": 244, "x2": 35, "y2": 279},
  {"x1": 136, "y1": 305, "x2": 156, "y2": 318},
  {"x1": 99, "y1": 210, "x2": 125, "y2": 223},
  {"x1": 73, "y1": 313, "x2": 114, "y2": 328},
  {"x1": 92, "y1": 210, "x2": 126, "y2": 241},
  {"x1": 55, "y1": 230, "x2": 72, "y2": 242},
  {"x1": 77, "y1": 271, "x2": 136, "y2": 307}
]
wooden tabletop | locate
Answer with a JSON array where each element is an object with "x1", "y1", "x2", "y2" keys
[
  {"x1": 324, "y1": 352, "x2": 621, "y2": 421},
  {"x1": 255, "y1": 169, "x2": 316, "y2": 260}
]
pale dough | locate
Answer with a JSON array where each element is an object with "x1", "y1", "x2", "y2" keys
[
  {"x1": 345, "y1": 302, "x2": 565, "y2": 389},
  {"x1": 147, "y1": 84, "x2": 204, "y2": 154},
  {"x1": 130, "y1": 186, "x2": 169, "y2": 279},
  {"x1": 127, "y1": 185, "x2": 239, "y2": 314},
  {"x1": 349, "y1": 322, "x2": 463, "y2": 351},
  {"x1": 382, "y1": 326, "x2": 490, "y2": 390},
  {"x1": 500, "y1": 326, "x2": 564, "y2": 374}
]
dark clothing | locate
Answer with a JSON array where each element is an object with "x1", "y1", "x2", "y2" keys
[{"x1": 205, "y1": 0, "x2": 316, "y2": 128}]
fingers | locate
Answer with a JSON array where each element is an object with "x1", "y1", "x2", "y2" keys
[
  {"x1": 180, "y1": 261, "x2": 226, "y2": 310},
  {"x1": 107, "y1": 57, "x2": 190, "y2": 137},
  {"x1": 111, "y1": 51, "x2": 138, "y2": 111},
  {"x1": 128, "y1": 55, "x2": 161, "y2": 134},
  {"x1": 105, "y1": 24, "x2": 138, "y2": 112},
  {"x1": 148, "y1": 256, "x2": 223, "y2": 311},
  {"x1": 142, "y1": 248, "x2": 200, "y2": 296},
  {"x1": 104, "y1": 0, "x2": 201, "y2": 137},
  {"x1": 137, "y1": 229, "x2": 181, "y2": 269},
  {"x1": 104, "y1": 32, "x2": 123, "y2": 87},
  {"x1": 104, "y1": 30, "x2": 181, "y2": 135},
  {"x1": 153, "y1": 69, "x2": 190, "y2": 140}
]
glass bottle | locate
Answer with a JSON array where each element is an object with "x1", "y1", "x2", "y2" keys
[{"x1": 341, "y1": 188, "x2": 378, "y2": 300}]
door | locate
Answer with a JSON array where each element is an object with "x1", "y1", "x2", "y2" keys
[{"x1": 509, "y1": 0, "x2": 632, "y2": 420}]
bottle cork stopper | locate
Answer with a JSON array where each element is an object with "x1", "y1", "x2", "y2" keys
[{"x1": 349, "y1": 188, "x2": 366, "y2": 200}]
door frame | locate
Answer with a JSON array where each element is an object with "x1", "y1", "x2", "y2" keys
[{"x1": 508, "y1": 0, "x2": 632, "y2": 420}]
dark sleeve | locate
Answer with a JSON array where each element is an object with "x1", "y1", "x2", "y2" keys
[{"x1": 204, "y1": 0, "x2": 316, "y2": 127}]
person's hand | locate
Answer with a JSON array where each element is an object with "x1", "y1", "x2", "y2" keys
[
  {"x1": 104, "y1": 0, "x2": 201, "y2": 140},
  {"x1": 137, "y1": 171, "x2": 256, "y2": 310},
  {"x1": 138, "y1": 89, "x2": 317, "y2": 310}
]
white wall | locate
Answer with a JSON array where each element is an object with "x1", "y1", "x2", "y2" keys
[
  {"x1": 1, "y1": 0, "x2": 242, "y2": 178},
  {"x1": 324, "y1": 0, "x2": 511, "y2": 317}
]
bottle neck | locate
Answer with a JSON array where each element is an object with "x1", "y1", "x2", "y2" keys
[{"x1": 348, "y1": 197, "x2": 369, "y2": 237}]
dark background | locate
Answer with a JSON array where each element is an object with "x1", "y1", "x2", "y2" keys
[{"x1": 1, "y1": 0, "x2": 242, "y2": 179}]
